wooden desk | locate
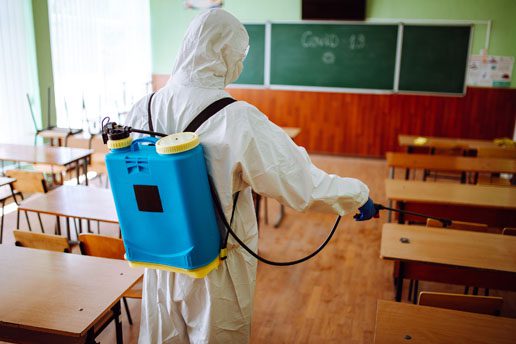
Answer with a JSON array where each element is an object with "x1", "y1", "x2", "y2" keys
[
  {"x1": 0, "y1": 177, "x2": 15, "y2": 187},
  {"x1": 18, "y1": 185, "x2": 118, "y2": 236},
  {"x1": 0, "y1": 245, "x2": 142, "y2": 343},
  {"x1": 374, "y1": 300, "x2": 516, "y2": 344},
  {"x1": 398, "y1": 135, "x2": 516, "y2": 158},
  {"x1": 385, "y1": 179, "x2": 516, "y2": 227},
  {"x1": 386, "y1": 152, "x2": 516, "y2": 175},
  {"x1": 0, "y1": 144, "x2": 93, "y2": 185},
  {"x1": 385, "y1": 179, "x2": 516, "y2": 209},
  {"x1": 399, "y1": 135, "x2": 502, "y2": 150},
  {"x1": 282, "y1": 127, "x2": 301, "y2": 139},
  {"x1": 381, "y1": 224, "x2": 516, "y2": 301},
  {"x1": 37, "y1": 128, "x2": 83, "y2": 146}
]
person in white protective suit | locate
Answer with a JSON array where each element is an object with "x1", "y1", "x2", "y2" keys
[{"x1": 125, "y1": 8, "x2": 376, "y2": 344}]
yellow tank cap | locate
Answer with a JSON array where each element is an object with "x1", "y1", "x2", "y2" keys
[
  {"x1": 156, "y1": 132, "x2": 200, "y2": 154},
  {"x1": 108, "y1": 136, "x2": 132, "y2": 149}
]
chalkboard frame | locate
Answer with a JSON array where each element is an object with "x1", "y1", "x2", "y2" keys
[{"x1": 230, "y1": 20, "x2": 473, "y2": 96}]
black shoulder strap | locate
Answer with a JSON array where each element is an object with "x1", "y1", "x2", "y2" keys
[
  {"x1": 184, "y1": 97, "x2": 236, "y2": 132},
  {"x1": 147, "y1": 92, "x2": 156, "y2": 136}
]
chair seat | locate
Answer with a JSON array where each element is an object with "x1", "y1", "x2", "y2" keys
[{"x1": 123, "y1": 276, "x2": 143, "y2": 299}]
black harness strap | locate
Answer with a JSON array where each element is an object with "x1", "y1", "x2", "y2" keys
[
  {"x1": 184, "y1": 98, "x2": 236, "y2": 132},
  {"x1": 147, "y1": 92, "x2": 156, "y2": 136}
]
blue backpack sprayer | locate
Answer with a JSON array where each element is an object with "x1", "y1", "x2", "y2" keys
[{"x1": 102, "y1": 97, "x2": 451, "y2": 278}]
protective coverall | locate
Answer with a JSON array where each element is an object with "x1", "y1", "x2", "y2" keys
[{"x1": 125, "y1": 9, "x2": 370, "y2": 344}]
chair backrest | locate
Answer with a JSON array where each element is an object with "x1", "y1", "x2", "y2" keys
[
  {"x1": 426, "y1": 218, "x2": 488, "y2": 232},
  {"x1": 79, "y1": 233, "x2": 125, "y2": 260},
  {"x1": 14, "y1": 230, "x2": 71, "y2": 253},
  {"x1": 4, "y1": 169, "x2": 47, "y2": 193},
  {"x1": 418, "y1": 291, "x2": 503, "y2": 316},
  {"x1": 502, "y1": 227, "x2": 516, "y2": 236}
]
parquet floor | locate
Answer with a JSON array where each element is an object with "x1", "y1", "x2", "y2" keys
[{"x1": 1, "y1": 155, "x2": 514, "y2": 343}]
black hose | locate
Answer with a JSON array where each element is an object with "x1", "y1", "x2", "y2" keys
[{"x1": 212, "y1": 186, "x2": 342, "y2": 266}]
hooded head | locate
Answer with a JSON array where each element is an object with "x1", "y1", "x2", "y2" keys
[{"x1": 170, "y1": 9, "x2": 249, "y2": 89}]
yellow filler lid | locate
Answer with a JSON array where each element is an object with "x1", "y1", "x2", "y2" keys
[{"x1": 156, "y1": 132, "x2": 200, "y2": 154}]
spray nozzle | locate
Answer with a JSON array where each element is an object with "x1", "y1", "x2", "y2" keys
[{"x1": 101, "y1": 116, "x2": 132, "y2": 144}]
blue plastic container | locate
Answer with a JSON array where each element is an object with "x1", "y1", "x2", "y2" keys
[{"x1": 105, "y1": 133, "x2": 222, "y2": 278}]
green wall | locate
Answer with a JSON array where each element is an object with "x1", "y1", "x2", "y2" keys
[
  {"x1": 150, "y1": 0, "x2": 516, "y2": 87},
  {"x1": 149, "y1": 0, "x2": 300, "y2": 75},
  {"x1": 368, "y1": 0, "x2": 516, "y2": 87},
  {"x1": 32, "y1": 0, "x2": 56, "y2": 128}
]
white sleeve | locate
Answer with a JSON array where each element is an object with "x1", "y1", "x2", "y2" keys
[{"x1": 230, "y1": 105, "x2": 369, "y2": 216}]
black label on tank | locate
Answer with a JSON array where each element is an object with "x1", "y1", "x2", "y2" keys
[{"x1": 133, "y1": 185, "x2": 164, "y2": 212}]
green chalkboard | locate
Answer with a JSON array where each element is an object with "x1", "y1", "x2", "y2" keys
[
  {"x1": 270, "y1": 23, "x2": 398, "y2": 89},
  {"x1": 234, "y1": 24, "x2": 265, "y2": 85},
  {"x1": 399, "y1": 25, "x2": 471, "y2": 94}
]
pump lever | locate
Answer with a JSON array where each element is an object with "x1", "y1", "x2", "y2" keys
[
  {"x1": 101, "y1": 116, "x2": 168, "y2": 145},
  {"x1": 373, "y1": 203, "x2": 452, "y2": 227}
]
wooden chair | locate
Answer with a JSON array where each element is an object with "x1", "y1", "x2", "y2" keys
[
  {"x1": 14, "y1": 229, "x2": 71, "y2": 253},
  {"x1": 67, "y1": 134, "x2": 109, "y2": 187},
  {"x1": 79, "y1": 233, "x2": 142, "y2": 325},
  {"x1": 4, "y1": 169, "x2": 51, "y2": 232},
  {"x1": 0, "y1": 178, "x2": 20, "y2": 244},
  {"x1": 418, "y1": 291, "x2": 503, "y2": 316},
  {"x1": 502, "y1": 227, "x2": 516, "y2": 236},
  {"x1": 404, "y1": 219, "x2": 491, "y2": 301},
  {"x1": 426, "y1": 218, "x2": 488, "y2": 232}
]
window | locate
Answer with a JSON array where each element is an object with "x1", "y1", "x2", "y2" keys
[
  {"x1": 48, "y1": 0, "x2": 152, "y2": 131},
  {"x1": 0, "y1": 0, "x2": 41, "y2": 144}
]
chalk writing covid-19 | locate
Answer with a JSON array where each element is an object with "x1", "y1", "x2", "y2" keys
[{"x1": 300, "y1": 31, "x2": 366, "y2": 50}]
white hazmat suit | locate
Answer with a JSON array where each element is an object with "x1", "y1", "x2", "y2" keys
[{"x1": 125, "y1": 9, "x2": 370, "y2": 344}]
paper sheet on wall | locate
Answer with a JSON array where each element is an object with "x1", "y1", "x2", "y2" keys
[{"x1": 467, "y1": 55, "x2": 514, "y2": 87}]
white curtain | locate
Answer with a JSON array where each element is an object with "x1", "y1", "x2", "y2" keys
[
  {"x1": 48, "y1": 0, "x2": 152, "y2": 131},
  {"x1": 0, "y1": 0, "x2": 41, "y2": 144}
]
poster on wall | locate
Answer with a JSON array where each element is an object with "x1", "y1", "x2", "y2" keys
[
  {"x1": 184, "y1": 0, "x2": 223, "y2": 9},
  {"x1": 467, "y1": 55, "x2": 513, "y2": 87}
]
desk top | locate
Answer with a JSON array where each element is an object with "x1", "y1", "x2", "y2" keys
[
  {"x1": 37, "y1": 128, "x2": 82, "y2": 140},
  {"x1": 386, "y1": 152, "x2": 516, "y2": 174},
  {"x1": 374, "y1": 300, "x2": 516, "y2": 344},
  {"x1": 398, "y1": 135, "x2": 502, "y2": 150},
  {"x1": 19, "y1": 185, "x2": 118, "y2": 223},
  {"x1": 0, "y1": 177, "x2": 15, "y2": 187},
  {"x1": 385, "y1": 179, "x2": 516, "y2": 210},
  {"x1": 0, "y1": 144, "x2": 92, "y2": 166},
  {"x1": 381, "y1": 223, "x2": 516, "y2": 273},
  {"x1": 282, "y1": 127, "x2": 301, "y2": 139},
  {"x1": 0, "y1": 245, "x2": 142, "y2": 336}
]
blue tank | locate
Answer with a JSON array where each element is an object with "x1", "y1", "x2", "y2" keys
[{"x1": 105, "y1": 133, "x2": 222, "y2": 278}]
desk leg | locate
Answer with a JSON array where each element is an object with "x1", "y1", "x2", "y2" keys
[
  {"x1": 395, "y1": 261, "x2": 404, "y2": 302},
  {"x1": 397, "y1": 201, "x2": 405, "y2": 224},
  {"x1": 83, "y1": 157, "x2": 89, "y2": 186},
  {"x1": 85, "y1": 328, "x2": 96, "y2": 344},
  {"x1": 0, "y1": 200, "x2": 4, "y2": 244},
  {"x1": 76, "y1": 162, "x2": 81, "y2": 185},
  {"x1": 56, "y1": 216, "x2": 61, "y2": 235},
  {"x1": 273, "y1": 204, "x2": 285, "y2": 228},
  {"x1": 112, "y1": 301, "x2": 123, "y2": 344}
]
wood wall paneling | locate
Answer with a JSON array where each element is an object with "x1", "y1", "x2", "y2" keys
[{"x1": 152, "y1": 75, "x2": 516, "y2": 158}]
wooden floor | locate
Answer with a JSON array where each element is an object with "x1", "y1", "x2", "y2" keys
[{"x1": 1, "y1": 155, "x2": 515, "y2": 343}]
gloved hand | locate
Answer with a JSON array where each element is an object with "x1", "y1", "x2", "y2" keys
[{"x1": 354, "y1": 197, "x2": 379, "y2": 221}]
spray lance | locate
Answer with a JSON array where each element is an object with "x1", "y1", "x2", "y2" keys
[{"x1": 102, "y1": 117, "x2": 451, "y2": 277}]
